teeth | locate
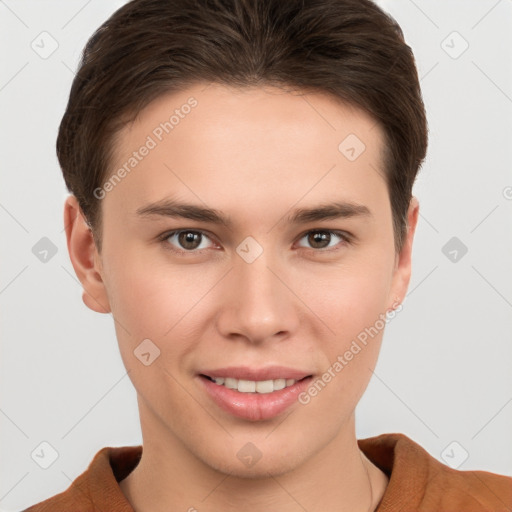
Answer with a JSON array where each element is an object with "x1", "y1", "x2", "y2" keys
[
  {"x1": 211, "y1": 376, "x2": 298, "y2": 393},
  {"x1": 224, "y1": 377, "x2": 237, "y2": 389},
  {"x1": 238, "y1": 379, "x2": 256, "y2": 392},
  {"x1": 273, "y1": 378, "x2": 286, "y2": 390}
]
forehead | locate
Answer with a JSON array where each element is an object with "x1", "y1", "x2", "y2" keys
[{"x1": 104, "y1": 83, "x2": 388, "y2": 226}]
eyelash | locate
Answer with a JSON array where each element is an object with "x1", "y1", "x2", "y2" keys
[{"x1": 157, "y1": 229, "x2": 352, "y2": 255}]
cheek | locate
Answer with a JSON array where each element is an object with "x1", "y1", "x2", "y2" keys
[
  {"x1": 297, "y1": 268, "x2": 390, "y2": 427},
  {"x1": 295, "y1": 251, "x2": 393, "y2": 411},
  {"x1": 103, "y1": 255, "x2": 207, "y2": 414},
  {"x1": 103, "y1": 249, "x2": 225, "y2": 376},
  {"x1": 104, "y1": 247, "x2": 206, "y2": 334},
  {"x1": 303, "y1": 252, "x2": 394, "y2": 344}
]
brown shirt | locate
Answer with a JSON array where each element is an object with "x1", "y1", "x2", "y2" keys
[{"x1": 24, "y1": 433, "x2": 512, "y2": 511}]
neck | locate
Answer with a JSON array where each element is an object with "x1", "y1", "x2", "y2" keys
[{"x1": 120, "y1": 403, "x2": 388, "y2": 512}]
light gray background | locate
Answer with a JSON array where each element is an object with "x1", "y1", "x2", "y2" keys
[{"x1": 1, "y1": 0, "x2": 511, "y2": 510}]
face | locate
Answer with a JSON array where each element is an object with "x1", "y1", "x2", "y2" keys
[{"x1": 66, "y1": 83, "x2": 417, "y2": 478}]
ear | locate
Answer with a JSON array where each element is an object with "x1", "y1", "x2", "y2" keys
[
  {"x1": 63, "y1": 195, "x2": 111, "y2": 314},
  {"x1": 388, "y1": 196, "x2": 420, "y2": 309}
]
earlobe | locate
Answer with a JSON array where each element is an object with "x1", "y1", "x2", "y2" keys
[
  {"x1": 63, "y1": 195, "x2": 111, "y2": 314},
  {"x1": 389, "y1": 196, "x2": 420, "y2": 309}
]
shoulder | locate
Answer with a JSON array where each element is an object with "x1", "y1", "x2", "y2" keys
[
  {"x1": 22, "y1": 445, "x2": 142, "y2": 512},
  {"x1": 358, "y1": 433, "x2": 512, "y2": 511}
]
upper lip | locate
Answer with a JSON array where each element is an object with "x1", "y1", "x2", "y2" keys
[{"x1": 199, "y1": 366, "x2": 312, "y2": 381}]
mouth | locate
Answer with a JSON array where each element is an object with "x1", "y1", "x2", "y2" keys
[
  {"x1": 197, "y1": 368, "x2": 314, "y2": 421},
  {"x1": 200, "y1": 374, "x2": 310, "y2": 393}
]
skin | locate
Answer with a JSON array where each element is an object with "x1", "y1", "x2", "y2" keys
[{"x1": 65, "y1": 82, "x2": 419, "y2": 512}]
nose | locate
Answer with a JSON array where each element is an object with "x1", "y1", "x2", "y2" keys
[{"x1": 215, "y1": 249, "x2": 300, "y2": 344}]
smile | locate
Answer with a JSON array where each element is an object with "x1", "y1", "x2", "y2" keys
[
  {"x1": 198, "y1": 371, "x2": 313, "y2": 421},
  {"x1": 203, "y1": 375, "x2": 299, "y2": 393}
]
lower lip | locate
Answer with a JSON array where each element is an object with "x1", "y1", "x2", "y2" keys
[{"x1": 198, "y1": 375, "x2": 313, "y2": 421}]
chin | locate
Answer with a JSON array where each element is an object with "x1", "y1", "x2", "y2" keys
[
  {"x1": 209, "y1": 456, "x2": 302, "y2": 479},
  {"x1": 197, "y1": 440, "x2": 311, "y2": 479}
]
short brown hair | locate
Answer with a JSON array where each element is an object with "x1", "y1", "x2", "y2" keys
[{"x1": 57, "y1": 0, "x2": 428, "y2": 253}]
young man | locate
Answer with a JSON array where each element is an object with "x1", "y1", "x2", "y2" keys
[{"x1": 25, "y1": 0, "x2": 512, "y2": 510}]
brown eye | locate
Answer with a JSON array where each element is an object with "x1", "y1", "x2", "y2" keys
[
  {"x1": 308, "y1": 231, "x2": 331, "y2": 249},
  {"x1": 178, "y1": 231, "x2": 203, "y2": 250},
  {"x1": 297, "y1": 230, "x2": 349, "y2": 251},
  {"x1": 163, "y1": 230, "x2": 214, "y2": 252}
]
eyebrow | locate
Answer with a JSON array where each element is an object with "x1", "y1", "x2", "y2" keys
[{"x1": 135, "y1": 199, "x2": 372, "y2": 227}]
